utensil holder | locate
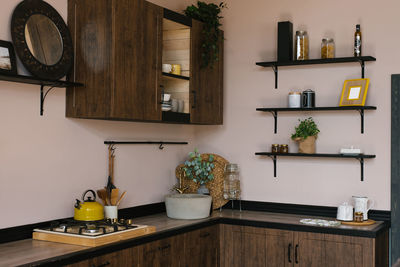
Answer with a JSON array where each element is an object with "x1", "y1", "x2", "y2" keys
[{"x1": 104, "y1": 206, "x2": 118, "y2": 220}]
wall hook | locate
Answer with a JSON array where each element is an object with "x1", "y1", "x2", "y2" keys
[{"x1": 159, "y1": 142, "x2": 164, "y2": 150}]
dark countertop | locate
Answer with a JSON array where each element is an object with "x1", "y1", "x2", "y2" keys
[{"x1": 0, "y1": 210, "x2": 389, "y2": 267}]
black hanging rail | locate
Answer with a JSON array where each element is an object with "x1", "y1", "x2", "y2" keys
[
  {"x1": 256, "y1": 106, "x2": 377, "y2": 134},
  {"x1": 104, "y1": 141, "x2": 188, "y2": 150},
  {"x1": 255, "y1": 152, "x2": 376, "y2": 181},
  {"x1": 255, "y1": 56, "x2": 376, "y2": 89}
]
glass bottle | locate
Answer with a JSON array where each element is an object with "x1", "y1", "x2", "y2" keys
[
  {"x1": 223, "y1": 164, "x2": 241, "y2": 200},
  {"x1": 354, "y1": 24, "x2": 362, "y2": 57},
  {"x1": 321, "y1": 38, "x2": 335, "y2": 59},
  {"x1": 295, "y1": 31, "x2": 309, "y2": 60}
]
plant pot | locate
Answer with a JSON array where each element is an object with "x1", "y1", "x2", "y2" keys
[
  {"x1": 294, "y1": 135, "x2": 316, "y2": 154},
  {"x1": 197, "y1": 184, "x2": 210, "y2": 195}
]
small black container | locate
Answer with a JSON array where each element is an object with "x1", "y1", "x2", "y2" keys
[{"x1": 302, "y1": 89, "x2": 315, "y2": 108}]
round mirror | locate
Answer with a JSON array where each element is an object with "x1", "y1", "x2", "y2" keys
[
  {"x1": 11, "y1": 0, "x2": 73, "y2": 80},
  {"x1": 25, "y1": 14, "x2": 63, "y2": 66}
]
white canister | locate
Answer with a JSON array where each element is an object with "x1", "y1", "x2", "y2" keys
[
  {"x1": 336, "y1": 202, "x2": 354, "y2": 221},
  {"x1": 288, "y1": 92, "x2": 302, "y2": 108}
]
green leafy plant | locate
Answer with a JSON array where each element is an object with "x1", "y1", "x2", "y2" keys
[
  {"x1": 184, "y1": 1, "x2": 226, "y2": 68},
  {"x1": 291, "y1": 117, "x2": 320, "y2": 140},
  {"x1": 183, "y1": 148, "x2": 215, "y2": 185}
]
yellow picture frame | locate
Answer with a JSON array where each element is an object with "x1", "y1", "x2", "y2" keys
[{"x1": 339, "y1": 78, "x2": 370, "y2": 106}]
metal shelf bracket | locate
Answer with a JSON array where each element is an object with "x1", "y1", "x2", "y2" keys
[
  {"x1": 269, "y1": 111, "x2": 278, "y2": 134},
  {"x1": 358, "y1": 109, "x2": 365, "y2": 134},
  {"x1": 358, "y1": 59, "x2": 365, "y2": 78},
  {"x1": 272, "y1": 65, "x2": 278, "y2": 89},
  {"x1": 356, "y1": 157, "x2": 365, "y2": 181},
  {"x1": 40, "y1": 85, "x2": 56, "y2": 116},
  {"x1": 267, "y1": 155, "x2": 277, "y2": 177}
]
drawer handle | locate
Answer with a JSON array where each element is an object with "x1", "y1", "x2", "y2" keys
[
  {"x1": 159, "y1": 244, "x2": 171, "y2": 251},
  {"x1": 94, "y1": 261, "x2": 110, "y2": 267},
  {"x1": 288, "y1": 243, "x2": 292, "y2": 263},
  {"x1": 200, "y1": 232, "x2": 210, "y2": 238},
  {"x1": 295, "y1": 244, "x2": 299, "y2": 264}
]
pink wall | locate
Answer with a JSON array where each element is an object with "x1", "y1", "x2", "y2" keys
[
  {"x1": 0, "y1": 0, "x2": 394, "y2": 229},
  {"x1": 196, "y1": 0, "x2": 396, "y2": 210}
]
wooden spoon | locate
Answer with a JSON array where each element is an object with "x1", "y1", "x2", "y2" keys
[
  {"x1": 111, "y1": 188, "x2": 119, "y2": 206},
  {"x1": 97, "y1": 189, "x2": 108, "y2": 206},
  {"x1": 116, "y1": 191, "x2": 127, "y2": 206}
]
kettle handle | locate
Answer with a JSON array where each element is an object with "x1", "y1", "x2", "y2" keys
[{"x1": 82, "y1": 189, "x2": 97, "y2": 202}]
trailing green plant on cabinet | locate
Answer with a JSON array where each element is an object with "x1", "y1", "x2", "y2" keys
[{"x1": 66, "y1": 0, "x2": 223, "y2": 125}]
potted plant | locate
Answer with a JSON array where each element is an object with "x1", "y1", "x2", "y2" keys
[
  {"x1": 183, "y1": 148, "x2": 215, "y2": 194},
  {"x1": 184, "y1": 1, "x2": 226, "y2": 68},
  {"x1": 291, "y1": 117, "x2": 320, "y2": 154}
]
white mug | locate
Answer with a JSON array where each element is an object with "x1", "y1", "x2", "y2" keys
[
  {"x1": 336, "y1": 202, "x2": 353, "y2": 221},
  {"x1": 288, "y1": 92, "x2": 301, "y2": 108},
  {"x1": 352, "y1": 196, "x2": 374, "y2": 221},
  {"x1": 162, "y1": 64, "x2": 172, "y2": 73},
  {"x1": 104, "y1": 206, "x2": 118, "y2": 220}
]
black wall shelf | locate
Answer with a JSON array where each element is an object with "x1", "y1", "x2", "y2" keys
[
  {"x1": 162, "y1": 72, "x2": 190, "y2": 81},
  {"x1": 255, "y1": 56, "x2": 376, "y2": 88},
  {"x1": 104, "y1": 141, "x2": 188, "y2": 150},
  {"x1": 0, "y1": 73, "x2": 83, "y2": 116},
  {"x1": 256, "y1": 106, "x2": 377, "y2": 134},
  {"x1": 255, "y1": 152, "x2": 376, "y2": 181}
]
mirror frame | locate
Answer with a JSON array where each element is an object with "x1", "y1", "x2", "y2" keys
[{"x1": 11, "y1": 0, "x2": 73, "y2": 80}]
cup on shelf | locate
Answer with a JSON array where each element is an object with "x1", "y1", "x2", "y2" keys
[
  {"x1": 171, "y1": 64, "x2": 181, "y2": 75},
  {"x1": 178, "y1": 100, "x2": 184, "y2": 113},
  {"x1": 171, "y1": 99, "x2": 179, "y2": 112},
  {"x1": 162, "y1": 64, "x2": 172, "y2": 73},
  {"x1": 288, "y1": 92, "x2": 301, "y2": 108},
  {"x1": 162, "y1": 93, "x2": 171, "y2": 102}
]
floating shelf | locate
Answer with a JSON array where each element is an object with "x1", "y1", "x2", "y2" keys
[
  {"x1": 255, "y1": 56, "x2": 376, "y2": 88},
  {"x1": 256, "y1": 106, "x2": 377, "y2": 134},
  {"x1": 162, "y1": 72, "x2": 190, "y2": 81},
  {"x1": 0, "y1": 73, "x2": 83, "y2": 116},
  {"x1": 255, "y1": 152, "x2": 376, "y2": 181}
]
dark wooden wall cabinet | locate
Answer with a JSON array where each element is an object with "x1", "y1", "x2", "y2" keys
[
  {"x1": 66, "y1": 0, "x2": 223, "y2": 125},
  {"x1": 66, "y1": 224, "x2": 387, "y2": 267}
]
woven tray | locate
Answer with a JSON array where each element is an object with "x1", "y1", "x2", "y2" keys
[{"x1": 175, "y1": 153, "x2": 229, "y2": 210}]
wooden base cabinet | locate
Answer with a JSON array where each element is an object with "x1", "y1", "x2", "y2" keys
[{"x1": 220, "y1": 225, "x2": 388, "y2": 267}]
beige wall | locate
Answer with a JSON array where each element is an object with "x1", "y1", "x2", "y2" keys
[
  {"x1": 196, "y1": 0, "x2": 396, "y2": 210},
  {"x1": 0, "y1": 0, "x2": 395, "y2": 229}
]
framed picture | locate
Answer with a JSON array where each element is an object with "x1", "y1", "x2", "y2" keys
[
  {"x1": 339, "y1": 78, "x2": 370, "y2": 106},
  {"x1": 0, "y1": 40, "x2": 17, "y2": 75}
]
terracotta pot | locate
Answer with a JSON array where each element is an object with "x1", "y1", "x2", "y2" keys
[{"x1": 293, "y1": 135, "x2": 316, "y2": 154}]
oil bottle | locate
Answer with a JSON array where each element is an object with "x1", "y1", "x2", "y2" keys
[{"x1": 354, "y1": 24, "x2": 362, "y2": 57}]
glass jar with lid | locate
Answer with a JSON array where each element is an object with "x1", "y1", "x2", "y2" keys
[
  {"x1": 321, "y1": 38, "x2": 335, "y2": 59},
  {"x1": 223, "y1": 163, "x2": 241, "y2": 200},
  {"x1": 295, "y1": 31, "x2": 309, "y2": 60}
]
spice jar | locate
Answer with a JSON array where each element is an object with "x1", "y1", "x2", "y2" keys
[
  {"x1": 321, "y1": 38, "x2": 335, "y2": 59},
  {"x1": 279, "y1": 144, "x2": 289, "y2": 153},
  {"x1": 223, "y1": 164, "x2": 241, "y2": 200},
  {"x1": 295, "y1": 31, "x2": 309, "y2": 60},
  {"x1": 354, "y1": 212, "x2": 364, "y2": 222},
  {"x1": 271, "y1": 144, "x2": 279, "y2": 153}
]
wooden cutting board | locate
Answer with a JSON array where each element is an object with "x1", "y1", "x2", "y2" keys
[
  {"x1": 340, "y1": 219, "x2": 376, "y2": 226},
  {"x1": 33, "y1": 225, "x2": 156, "y2": 247}
]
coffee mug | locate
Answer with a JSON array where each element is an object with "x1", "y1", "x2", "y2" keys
[
  {"x1": 162, "y1": 64, "x2": 172, "y2": 73},
  {"x1": 171, "y1": 99, "x2": 178, "y2": 112},
  {"x1": 171, "y1": 64, "x2": 181, "y2": 75}
]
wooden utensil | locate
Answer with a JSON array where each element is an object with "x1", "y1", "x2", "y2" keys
[
  {"x1": 111, "y1": 188, "x2": 119, "y2": 206},
  {"x1": 97, "y1": 189, "x2": 108, "y2": 206},
  {"x1": 116, "y1": 191, "x2": 127, "y2": 206}
]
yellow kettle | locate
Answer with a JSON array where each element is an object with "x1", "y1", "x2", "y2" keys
[{"x1": 74, "y1": 190, "x2": 104, "y2": 221}]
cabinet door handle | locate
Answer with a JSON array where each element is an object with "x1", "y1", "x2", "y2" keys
[
  {"x1": 192, "y1": 90, "x2": 197, "y2": 108},
  {"x1": 295, "y1": 244, "x2": 299, "y2": 264},
  {"x1": 288, "y1": 243, "x2": 292, "y2": 263},
  {"x1": 200, "y1": 232, "x2": 210, "y2": 238}
]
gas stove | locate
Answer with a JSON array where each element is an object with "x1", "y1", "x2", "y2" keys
[{"x1": 33, "y1": 219, "x2": 156, "y2": 247}]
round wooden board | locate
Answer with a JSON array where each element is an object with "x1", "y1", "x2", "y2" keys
[
  {"x1": 175, "y1": 153, "x2": 229, "y2": 210},
  {"x1": 340, "y1": 219, "x2": 376, "y2": 226}
]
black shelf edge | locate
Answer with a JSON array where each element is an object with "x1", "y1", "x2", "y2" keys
[
  {"x1": 255, "y1": 152, "x2": 376, "y2": 158},
  {"x1": 0, "y1": 73, "x2": 83, "y2": 87},
  {"x1": 255, "y1": 56, "x2": 376, "y2": 67},
  {"x1": 104, "y1": 141, "x2": 188, "y2": 145},
  {"x1": 162, "y1": 72, "x2": 190, "y2": 81},
  {"x1": 163, "y1": 8, "x2": 192, "y2": 27},
  {"x1": 256, "y1": 106, "x2": 377, "y2": 112}
]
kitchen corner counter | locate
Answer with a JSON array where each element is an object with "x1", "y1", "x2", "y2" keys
[{"x1": 0, "y1": 210, "x2": 389, "y2": 267}]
